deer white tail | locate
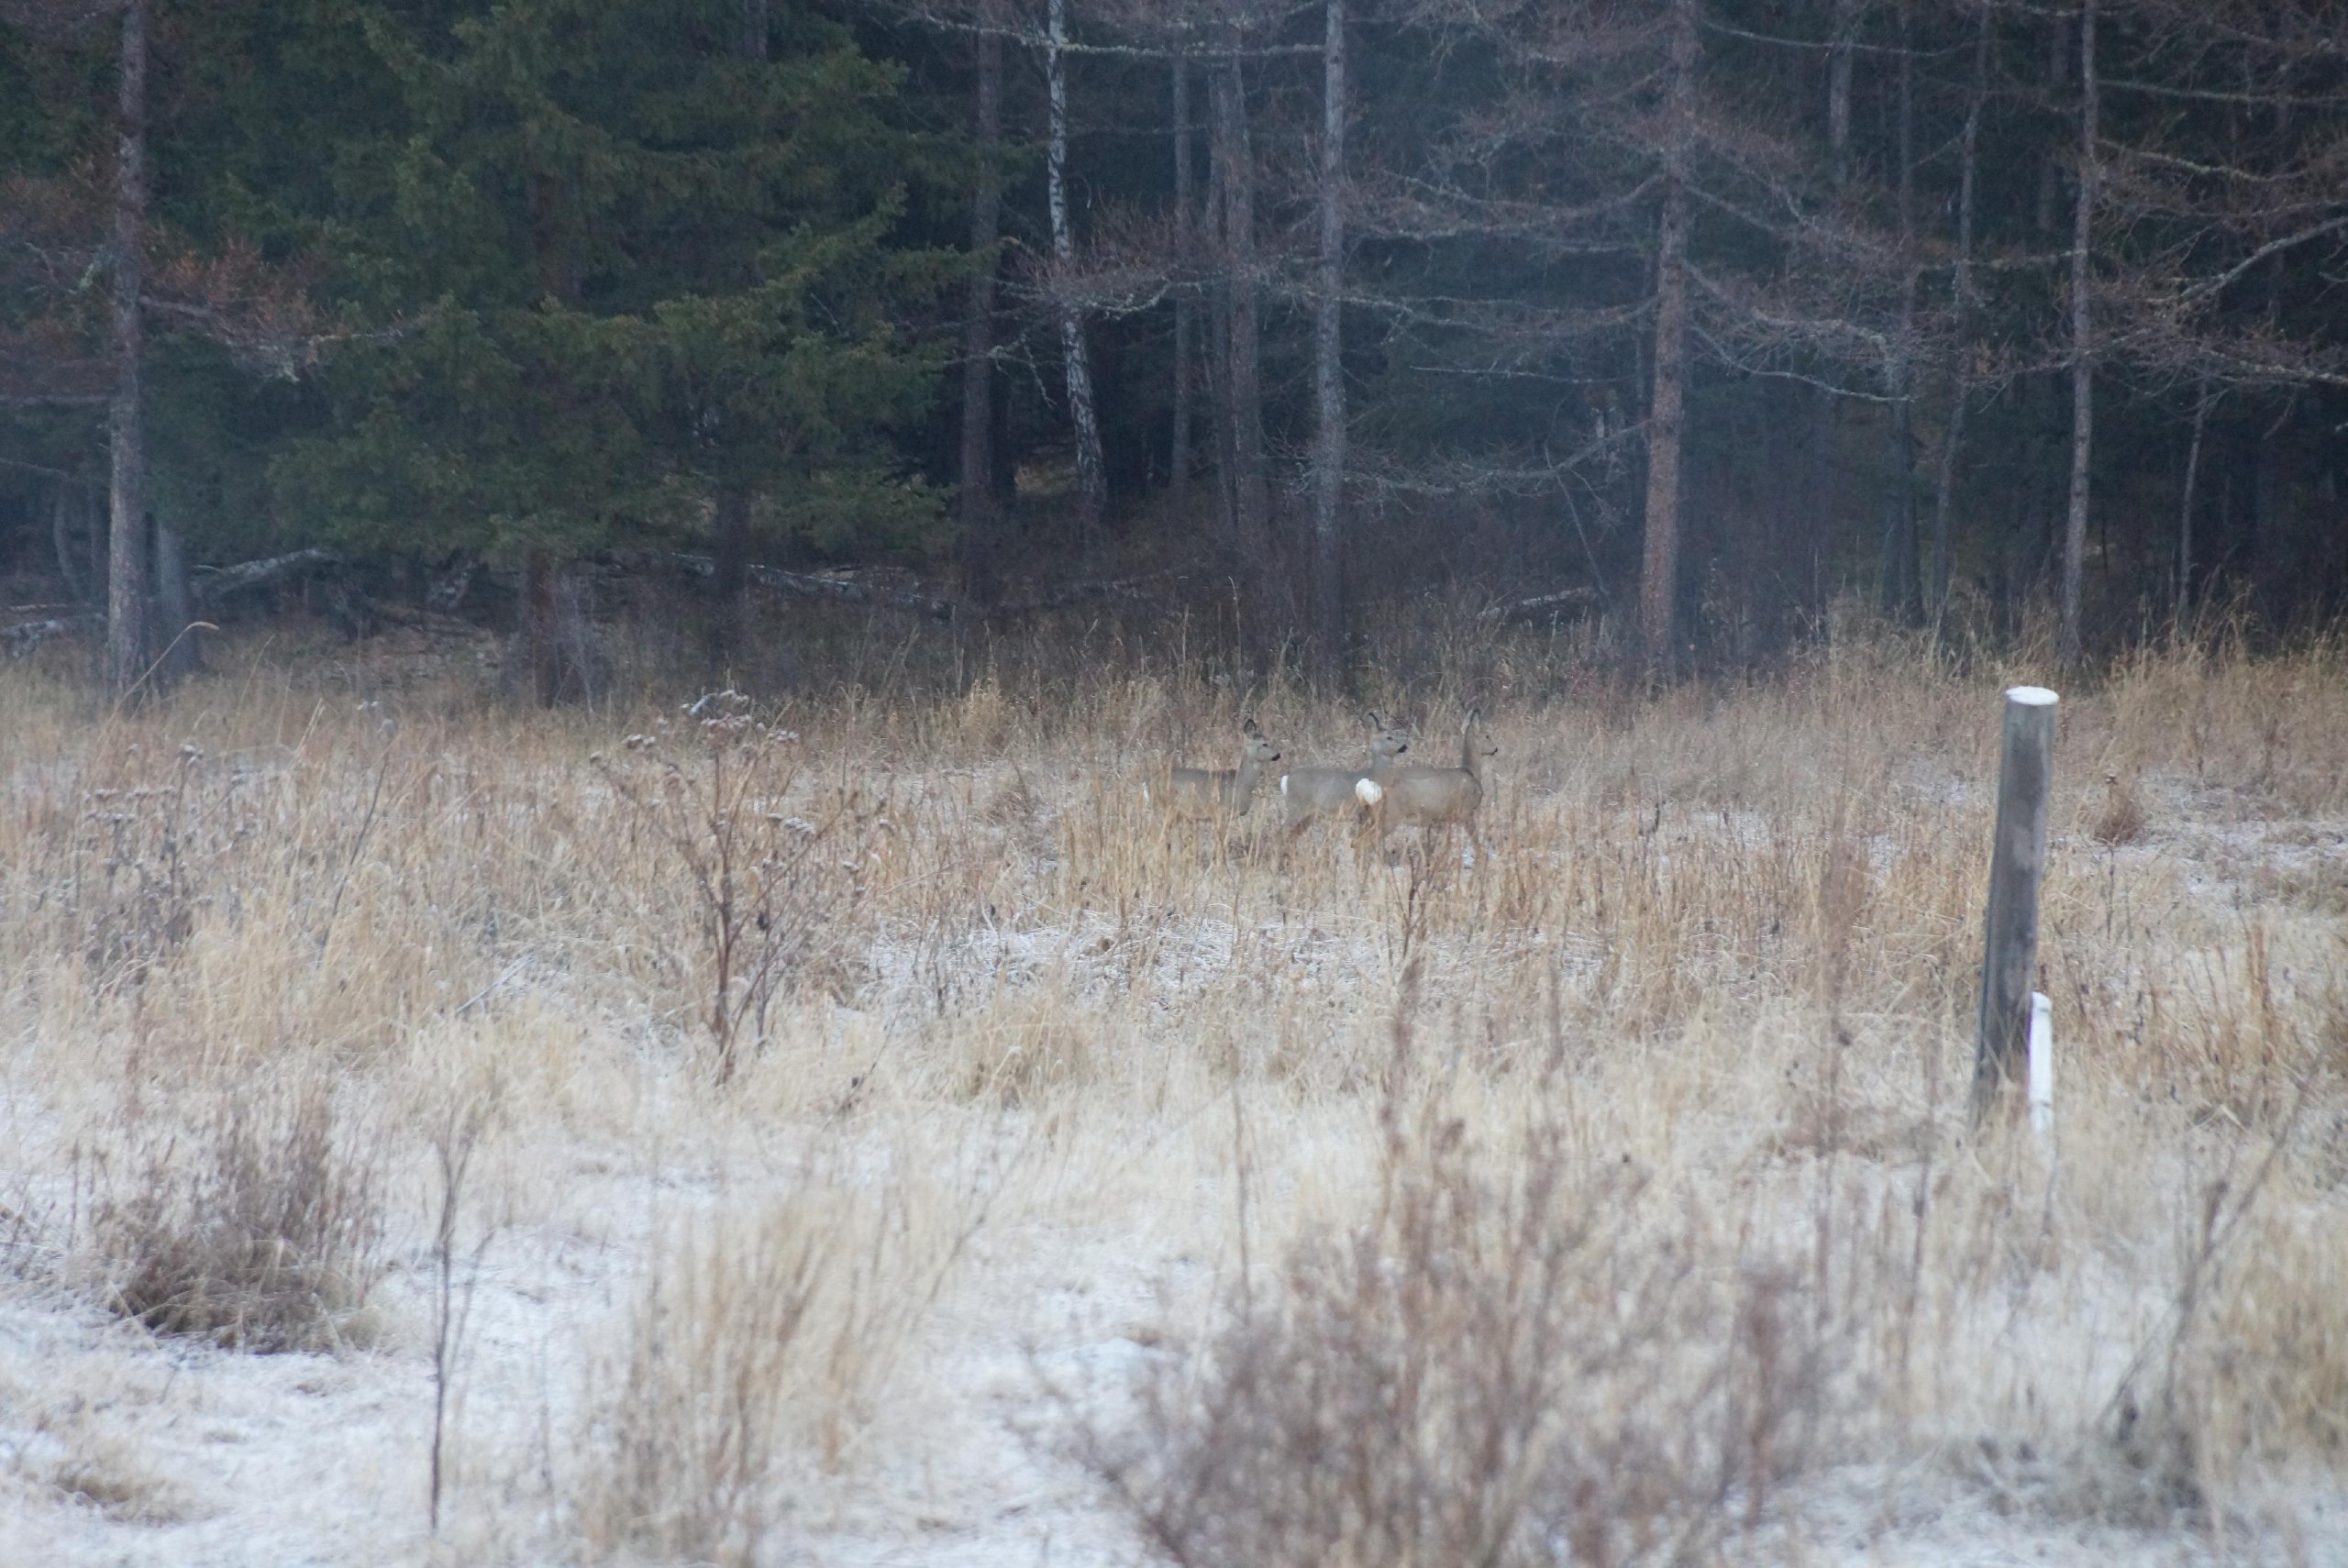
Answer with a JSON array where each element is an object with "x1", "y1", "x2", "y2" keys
[{"x1": 1355, "y1": 778, "x2": 1384, "y2": 805}]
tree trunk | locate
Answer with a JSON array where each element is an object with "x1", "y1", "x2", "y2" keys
[
  {"x1": 521, "y1": 547, "x2": 559, "y2": 706},
  {"x1": 960, "y1": 23, "x2": 1005, "y2": 600},
  {"x1": 1878, "y1": 0, "x2": 1922, "y2": 626},
  {"x1": 1805, "y1": 0, "x2": 1860, "y2": 635},
  {"x1": 52, "y1": 484, "x2": 88, "y2": 602},
  {"x1": 1310, "y1": 0, "x2": 1348, "y2": 675},
  {"x1": 105, "y1": 0, "x2": 151, "y2": 699},
  {"x1": 153, "y1": 512, "x2": 199, "y2": 679},
  {"x1": 2060, "y1": 0, "x2": 2098, "y2": 666},
  {"x1": 1047, "y1": 0, "x2": 1106, "y2": 540},
  {"x1": 2176, "y1": 381, "x2": 2210, "y2": 633},
  {"x1": 1170, "y1": 54, "x2": 1194, "y2": 518},
  {"x1": 1640, "y1": 0, "x2": 1698, "y2": 679},
  {"x1": 1210, "y1": 34, "x2": 1268, "y2": 569},
  {"x1": 1205, "y1": 144, "x2": 1238, "y2": 542},
  {"x1": 1827, "y1": 0, "x2": 1858, "y2": 186},
  {"x1": 708, "y1": 0, "x2": 769, "y2": 657},
  {"x1": 1931, "y1": 2, "x2": 1990, "y2": 632},
  {"x1": 710, "y1": 483, "x2": 750, "y2": 665},
  {"x1": 2036, "y1": 17, "x2": 2070, "y2": 234}
]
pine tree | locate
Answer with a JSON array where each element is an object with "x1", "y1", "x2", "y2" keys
[{"x1": 273, "y1": 0, "x2": 959, "y2": 696}]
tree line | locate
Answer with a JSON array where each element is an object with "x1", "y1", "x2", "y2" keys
[{"x1": 3, "y1": 0, "x2": 2342, "y2": 697}]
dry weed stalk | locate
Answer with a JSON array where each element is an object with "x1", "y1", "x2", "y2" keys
[
  {"x1": 592, "y1": 690, "x2": 874, "y2": 1085},
  {"x1": 427, "y1": 1090, "x2": 498, "y2": 1532}
]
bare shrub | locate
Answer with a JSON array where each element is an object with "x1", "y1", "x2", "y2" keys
[
  {"x1": 64, "y1": 743, "x2": 228, "y2": 986},
  {"x1": 1082, "y1": 1022, "x2": 1842, "y2": 1567},
  {"x1": 593, "y1": 690, "x2": 878, "y2": 1085},
  {"x1": 88, "y1": 1078, "x2": 387, "y2": 1353},
  {"x1": 576, "y1": 1181, "x2": 960, "y2": 1565}
]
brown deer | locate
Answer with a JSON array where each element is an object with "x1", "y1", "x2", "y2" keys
[
  {"x1": 1146, "y1": 719, "x2": 1283, "y2": 820},
  {"x1": 1278, "y1": 711, "x2": 1411, "y2": 831},
  {"x1": 1355, "y1": 710, "x2": 1497, "y2": 852}
]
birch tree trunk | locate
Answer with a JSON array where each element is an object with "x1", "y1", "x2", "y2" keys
[
  {"x1": 1310, "y1": 0, "x2": 1348, "y2": 673},
  {"x1": 959, "y1": 22, "x2": 1005, "y2": 599},
  {"x1": 2176, "y1": 381, "x2": 2210, "y2": 633},
  {"x1": 2060, "y1": 0, "x2": 2099, "y2": 666},
  {"x1": 1827, "y1": 0, "x2": 1858, "y2": 186},
  {"x1": 105, "y1": 0, "x2": 151, "y2": 699},
  {"x1": 1170, "y1": 53, "x2": 1193, "y2": 518},
  {"x1": 1640, "y1": 0, "x2": 1697, "y2": 679},
  {"x1": 1047, "y1": 0, "x2": 1107, "y2": 539},
  {"x1": 1931, "y1": 2, "x2": 1990, "y2": 631}
]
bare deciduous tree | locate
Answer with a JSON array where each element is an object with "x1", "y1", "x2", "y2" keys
[{"x1": 1310, "y1": 0, "x2": 1348, "y2": 673}]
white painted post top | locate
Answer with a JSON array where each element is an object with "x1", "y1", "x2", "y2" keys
[
  {"x1": 2006, "y1": 685, "x2": 2060, "y2": 706},
  {"x1": 2028, "y1": 991, "x2": 2054, "y2": 1140}
]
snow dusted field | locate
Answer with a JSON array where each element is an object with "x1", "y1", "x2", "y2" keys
[{"x1": 3, "y1": 631, "x2": 2345, "y2": 1566}]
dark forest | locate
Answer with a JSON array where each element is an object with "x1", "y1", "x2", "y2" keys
[{"x1": 4, "y1": 0, "x2": 2343, "y2": 693}]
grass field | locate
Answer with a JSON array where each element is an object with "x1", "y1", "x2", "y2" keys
[{"x1": 2, "y1": 615, "x2": 2344, "y2": 1565}]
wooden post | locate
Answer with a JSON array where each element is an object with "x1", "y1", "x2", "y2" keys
[{"x1": 1973, "y1": 685, "x2": 2058, "y2": 1117}]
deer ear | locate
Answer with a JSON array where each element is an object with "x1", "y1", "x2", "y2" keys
[
  {"x1": 1243, "y1": 717, "x2": 1259, "y2": 735},
  {"x1": 1364, "y1": 709, "x2": 1382, "y2": 728}
]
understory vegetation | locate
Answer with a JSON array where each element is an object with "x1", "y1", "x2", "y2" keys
[{"x1": 1, "y1": 610, "x2": 2343, "y2": 1564}]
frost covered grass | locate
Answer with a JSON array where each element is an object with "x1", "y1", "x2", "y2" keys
[{"x1": 0, "y1": 618, "x2": 2344, "y2": 1565}]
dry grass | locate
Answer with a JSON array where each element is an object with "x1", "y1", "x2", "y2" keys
[
  {"x1": 574, "y1": 1174, "x2": 968, "y2": 1565},
  {"x1": 1, "y1": 614, "x2": 2344, "y2": 1561},
  {"x1": 80, "y1": 1072, "x2": 387, "y2": 1354}
]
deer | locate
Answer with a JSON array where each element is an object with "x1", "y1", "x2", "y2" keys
[
  {"x1": 1146, "y1": 718, "x2": 1283, "y2": 820},
  {"x1": 1278, "y1": 711, "x2": 1411, "y2": 832},
  {"x1": 1355, "y1": 709, "x2": 1498, "y2": 853}
]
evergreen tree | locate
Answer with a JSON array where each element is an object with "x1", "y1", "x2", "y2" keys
[{"x1": 272, "y1": 0, "x2": 961, "y2": 695}]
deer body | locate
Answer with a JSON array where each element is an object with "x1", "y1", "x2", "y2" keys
[
  {"x1": 1279, "y1": 712, "x2": 1411, "y2": 828},
  {"x1": 1149, "y1": 720, "x2": 1283, "y2": 820},
  {"x1": 1356, "y1": 712, "x2": 1497, "y2": 842}
]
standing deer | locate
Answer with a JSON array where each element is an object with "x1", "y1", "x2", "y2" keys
[
  {"x1": 1278, "y1": 711, "x2": 1411, "y2": 831},
  {"x1": 1146, "y1": 718, "x2": 1283, "y2": 819},
  {"x1": 1355, "y1": 709, "x2": 1497, "y2": 853}
]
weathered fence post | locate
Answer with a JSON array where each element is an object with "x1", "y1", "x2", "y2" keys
[{"x1": 1972, "y1": 685, "x2": 2058, "y2": 1119}]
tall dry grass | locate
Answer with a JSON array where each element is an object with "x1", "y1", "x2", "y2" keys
[{"x1": 0, "y1": 613, "x2": 2343, "y2": 1559}]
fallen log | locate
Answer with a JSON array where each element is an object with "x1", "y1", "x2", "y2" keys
[
  {"x1": 592, "y1": 549, "x2": 959, "y2": 620},
  {"x1": 989, "y1": 570, "x2": 1181, "y2": 614},
  {"x1": 3, "y1": 611, "x2": 99, "y2": 656},
  {"x1": 191, "y1": 546, "x2": 342, "y2": 602},
  {"x1": 1476, "y1": 586, "x2": 1599, "y2": 624}
]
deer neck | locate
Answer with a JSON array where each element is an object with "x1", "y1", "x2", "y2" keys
[{"x1": 1460, "y1": 733, "x2": 1489, "y2": 786}]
